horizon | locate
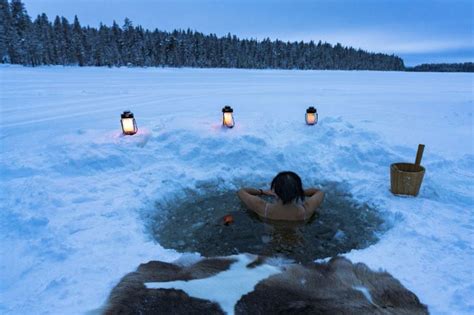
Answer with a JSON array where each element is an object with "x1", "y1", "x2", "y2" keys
[{"x1": 23, "y1": 0, "x2": 473, "y2": 66}]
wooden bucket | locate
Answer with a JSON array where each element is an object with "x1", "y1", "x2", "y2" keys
[{"x1": 390, "y1": 144, "x2": 426, "y2": 197}]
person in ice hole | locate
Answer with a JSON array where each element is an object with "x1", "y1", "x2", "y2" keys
[{"x1": 237, "y1": 171, "x2": 324, "y2": 221}]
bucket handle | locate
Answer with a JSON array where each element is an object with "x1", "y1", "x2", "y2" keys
[{"x1": 414, "y1": 144, "x2": 425, "y2": 168}]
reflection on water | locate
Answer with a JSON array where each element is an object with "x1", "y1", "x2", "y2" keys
[{"x1": 151, "y1": 182, "x2": 385, "y2": 263}]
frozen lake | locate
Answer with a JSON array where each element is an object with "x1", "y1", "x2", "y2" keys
[{"x1": 0, "y1": 65, "x2": 472, "y2": 314}]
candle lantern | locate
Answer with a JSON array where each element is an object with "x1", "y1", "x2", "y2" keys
[
  {"x1": 305, "y1": 106, "x2": 318, "y2": 125},
  {"x1": 222, "y1": 105, "x2": 235, "y2": 128},
  {"x1": 120, "y1": 110, "x2": 138, "y2": 135}
]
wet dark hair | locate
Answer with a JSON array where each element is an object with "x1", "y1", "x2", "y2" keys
[{"x1": 270, "y1": 171, "x2": 305, "y2": 205}]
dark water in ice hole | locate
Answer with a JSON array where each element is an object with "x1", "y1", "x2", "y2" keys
[{"x1": 151, "y1": 183, "x2": 385, "y2": 263}]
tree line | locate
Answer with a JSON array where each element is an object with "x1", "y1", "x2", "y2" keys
[
  {"x1": 406, "y1": 62, "x2": 473, "y2": 72},
  {"x1": 0, "y1": 0, "x2": 408, "y2": 70},
  {"x1": 1, "y1": 0, "x2": 471, "y2": 72}
]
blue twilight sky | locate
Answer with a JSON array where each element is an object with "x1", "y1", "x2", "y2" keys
[{"x1": 24, "y1": 0, "x2": 473, "y2": 66}]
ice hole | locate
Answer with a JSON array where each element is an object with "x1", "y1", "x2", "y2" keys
[{"x1": 150, "y1": 182, "x2": 386, "y2": 263}]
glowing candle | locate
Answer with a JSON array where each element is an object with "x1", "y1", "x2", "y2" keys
[
  {"x1": 120, "y1": 111, "x2": 138, "y2": 135},
  {"x1": 222, "y1": 106, "x2": 235, "y2": 128},
  {"x1": 305, "y1": 106, "x2": 318, "y2": 125}
]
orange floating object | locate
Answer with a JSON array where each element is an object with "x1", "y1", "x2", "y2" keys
[{"x1": 223, "y1": 214, "x2": 234, "y2": 225}]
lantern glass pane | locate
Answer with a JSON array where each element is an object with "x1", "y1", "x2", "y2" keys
[
  {"x1": 223, "y1": 112, "x2": 234, "y2": 127},
  {"x1": 306, "y1": 113, "x2": 316, "y2": 125},
  {"x1": 122, "y1": 118, "x2": 136, "y2": 133}
]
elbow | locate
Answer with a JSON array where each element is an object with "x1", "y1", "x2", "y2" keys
[
  {"x1": 319, "y1": 191, "x2": 325, "y2": 206},
  {"x1": 319, "y1": 190, "x2": 325, "y2": 201}
]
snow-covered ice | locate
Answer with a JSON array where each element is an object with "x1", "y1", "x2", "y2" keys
[{"x1": 0, "y1": 65, "x2": 472, "y2": 314}]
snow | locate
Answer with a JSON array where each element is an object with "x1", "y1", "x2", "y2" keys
[
  {"x1": 0, "y1": 65, "x2": 473, "y2": 315},
  {"x1": 353, "y1": 285, "x2": 374, "y2": 305}
]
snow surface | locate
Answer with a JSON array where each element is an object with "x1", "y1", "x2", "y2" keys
[{"x1": 0, "y1": 65, "x2": 473, "y2": 314}]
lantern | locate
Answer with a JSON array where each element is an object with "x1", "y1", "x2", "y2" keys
[
  {"x1": 222, "y1": 105, "x2": 235, "y2": 128},
  {"x1": 120, "y1": 110, "x2": 138, "y2": 135},
  {"x1": 305, "y1": 106, "x2": 318, "y2": 125}
]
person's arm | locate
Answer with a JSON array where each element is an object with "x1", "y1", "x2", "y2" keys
[
  {"x1": 304, "y1": 188, "x2": 320, "y2": 197},
  {"x1": 303, "y1": 188, "x2": 325, "y2": 216},
  {"x1": 237, "y1": 188, "x2": 266, "y2": 217},
  {"x1": 261, "y1": 189, "x2": 276, "y2": 197}
]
